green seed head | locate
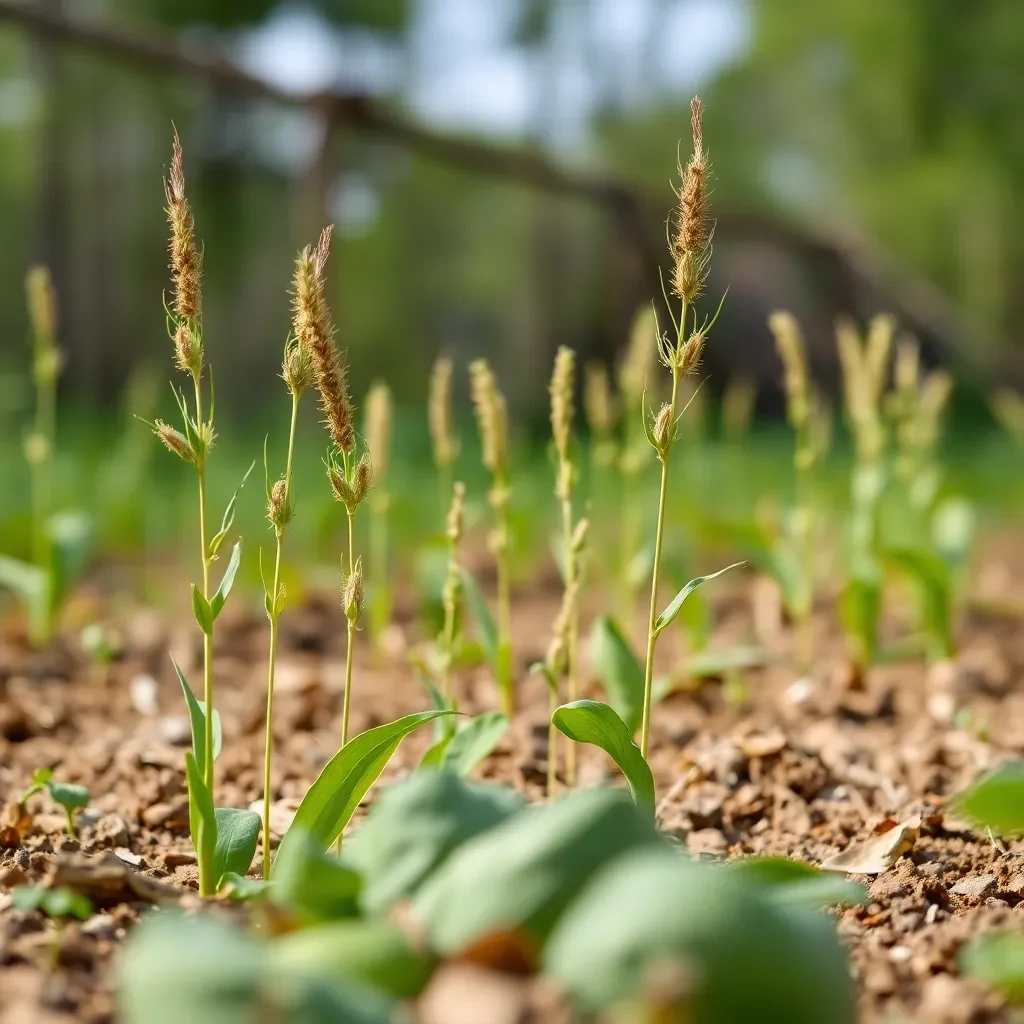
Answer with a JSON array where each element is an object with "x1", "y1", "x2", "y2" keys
[{"x1": 343, "y1": 561, "x2": 364, "y2": 624}]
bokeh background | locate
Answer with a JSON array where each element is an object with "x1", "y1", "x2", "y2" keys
[{"x1": 0, "y1": 0, "x2": 1022, "y2": 575}]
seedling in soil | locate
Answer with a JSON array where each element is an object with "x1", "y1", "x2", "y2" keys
[
  {"x1": 469, "y1": 358, "x2": 514, "y2": 715},
  {"x1": 258, "y1": 294, "x2": 315, "y2": 880},
  {"x1": 0, "y1": 267, "x2": 92, "y2": 646},
  {"x1": 364, "y1": 381, "x2": 394, "y2": 647},
  {"x1": 549, "y1": 346, "x2": 585, "y2": 784},
  {"x1": 19, "y1": 768, "x2": 90, "y2": 839}
]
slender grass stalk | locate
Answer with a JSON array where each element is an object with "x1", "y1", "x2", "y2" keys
[
  {"x1": 365, "y1": 382, "x2": 393, "y2": 648},
  {"x1": 639, "y1": 97, "x2": 718, "y2": 760},
  {"x1": 260, "y1": 334, "x2": 311, "y2": 879},
  {"x1": 25, "y1": 267, "x2": 59, "y2": 586},
  {"x1": 439, "y1": 482, "x2": 466, "y2": 713},
  {"x1": 470, "y1": 359, "x2": 514, "y2": 716},
  {"x1": 341, "y1": 506, "x2": 357, "y2": 745},
  {"x1": 429, "y1": 354, "x2": 458, "y2": 519}
]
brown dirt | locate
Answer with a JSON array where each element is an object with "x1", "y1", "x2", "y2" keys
[{"x1": 3, "y1": 537, "x2": 1024, "y2": 1023}]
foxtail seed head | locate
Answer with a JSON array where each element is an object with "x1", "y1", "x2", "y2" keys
[
  {"x1": 671, "y1": 98, "x2": 712, "y2": 303},
  {"x1": 446, "y1": 481, "x2": 466, "y2": 544},
  {"x1": 768, "y1": 311, "x2": 810, "y2": 428},
  {"x1": 154, "y1": 419, "x2": 196, "y2": 466},
  {"x1": 268, "y1": 477, "x2": 291, "y2": 530},
  {"x1": 343, "y1": 561, "x2": 364, "y2": 624},
  {"x1": 549, "y1": 346, "x2": 575, "y2": 463},
  {"x1": 365, "y1": 382, "x2": 392, "y2": 485},
  {"x1": 327, "y1": 452, "x2": 372, "y2": 513},
  {"x1": 570, "y1": 517, "x2": 589, "y2": 556},
  {"x1": 583, "y1": 362, "x2": 615, "y2": 435},
  {"x1": 26, "y1": 266, "x2": 61, "y2": 384},
  {"x1": 428, "y1": 354, "x2": 457, "y2": 472},
  {"x1": 620, "y1": 306, "x2": 657, "y2": 402},
  {"x1": 294, "y1": 226, "x2": 354, "y2": 453},
  {"x1": 164, "y1": 130, "x2": 203, "y2": 335},
  {"x1": 470, "y1": 359, "x2": 508, "y2": 477},
  {"x1": 282, "y1": 335, "x2": 314, "y2": 398},
  {"x1": 651, "y1": 401, "x2": 674, "y2": 458}
]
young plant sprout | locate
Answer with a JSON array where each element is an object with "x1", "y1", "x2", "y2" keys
[
  {"x1": 550, "y1": 346, "x2": 584, "y2": 785},
  {"x1": 260, "y1": 317, "x2": 314, "y2": 880},
  {"x1": 429, "y1": 354, "x2": 459, "y2": 513},
  {"x1": 364, "y1": 381, "x2": 394, "y2": 647},
  {"x1": 617, "y1": 305, "x2": 658, "y2": 628},
  {"x1": 149, "y1": 131, "x2": 257, "y2": 896},
  {"x1": 20, "y1": 768, "x2": 89, "y2": 839},
  {"x1": 294, "y1": 226, "x2": 370, "y2": 748},
  {"x1": 638, "y1": 98, "x2": 725, "y2": 759},
  {"x1": 836, "y1": 314, "x2": 894, "y2": 672},
  {"x1": 439, "y1": 482, "x2": 466, "y2": 717},
  {"x1": 469, "y1": 358, "x2": 514, "y2": 716}
]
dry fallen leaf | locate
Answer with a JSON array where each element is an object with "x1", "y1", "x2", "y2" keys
[{"x1": 821, "y1": 816, "x2": 921, "y2": 875}]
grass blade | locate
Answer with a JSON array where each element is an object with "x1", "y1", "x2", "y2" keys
[
  {"x1": 439, "y1": 713, "x2": 509, "y2": 777},
  {"x1": 588, "y1": 616, "x2": 644, "y2": 735},
  {"x1": 653, "y1": 562, "x2": 743, "y2": 638}
]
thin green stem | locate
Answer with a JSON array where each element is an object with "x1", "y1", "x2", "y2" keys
[
  {"x1": 193, "y1": 373, "x2": 213, "y2": 898},
  {"x1": 547, "y1": 684, "x2": 558, "y2": 799},
  {"x1": 31, "y1": 370, "x2": 55, "y2": 573},
  {"x1": 560, "y1": 494, "x2": 578, "y2": 785},
  {"x1": 341, "y1": 509, "x2": 356, "y2": 746},
  {"x1": 640, "y1": 366, "x2": 680, "y2": 760},
  {"x1": 492, "y1": 474, "x2": 514, "y2": 717},
  {"x1": 262, "y1": 393, "x2": 300, "y2": 880}
]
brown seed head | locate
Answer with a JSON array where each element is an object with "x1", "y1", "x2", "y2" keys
[
  {"x1": 293, "y1": 228, "x2": 353, "y2": 453},
  {"x1": 446, "y1": 481, "x2": 466, "y2": 544},
  {"x1": 652, "y1": 401, "x2": 674, "y2": 456},
  {"x1": 470, "y1": 359, "x2": 508, "y2": 477},
  {"x1": 268, "y1": 477, "x2": 292, "y2": 530},
  {"x1": 428, "y1": 354, "x2": 457, "y2": 472},
  {"x1": 281, "y1": 335, "x2": 314, "y2": 398},
  {"x1": 671, "y1": 98, "x2": 712, "y2": 302},
  {"x1": 343, "y1": 561, "x2": 364, "y2": 624},
  {"x1": 768, "y1": 311, "x2": 810, "y2": 429},
  {"x1": 549, "y1": 346, "x2": 575, "y2": 463},
  {"x1": 174, "y1": 322, "x2": 202, "y2": 380},
  {"x1": 678, "y1": 330, "x2": 706, "y2": 376},
  {"x1": 353, "y1": 452, "x2": 373, "y2": 506},
  {"x1": 154, "y1": 420, "x2": 196, "y2": 466},
  {"x1": 364, "y1": 382, "x2": 392, "y2": 485},
  {"x1": 164, "y1": 130, "x2": 203, "y2": 329}
]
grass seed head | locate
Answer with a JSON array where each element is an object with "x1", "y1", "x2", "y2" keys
[
  {"x1": 354, "y1": 452, "x2": 373, "y2": 505},
  {"x1": 294, "y1": 226, "x2": 354, "y2": 454},
  {"x1": 446, "y1": 481, "x2": 466, "y2": 544},
  {"x1": 365, "y1": 382, "x2": 392, "y2": 484},
  {"x1": 154, "y1": 420, "x2": 196, "y2": 466},
  {"x1": 570, "y1": 517, "x2": 589, "y2": 556},
  {"x1": 470, "y1": 359, "x2": 508, "y2": 477},
  {"x1": 429, "y1": 354, "x2": 457, "y2": 472},
  {"x1": 549, "y1": 346, "x2": 576, "y2": 463},
  {"x1": 164, "y1": 130, "x2": 203, "y2": 334},
  {"x1": 620, "y1": 306, "x2": 658, "y2": 402},
  {"x1": 343, "y1": 560, "x2": 364, "y2": 624},
  {"x1": 583, "y1": 362, "x2": 615, "y2": 434},
  {"x1": 671, "y1": 98, "x2": 712, "y2": 303},
  {"x1": 281, "y1": 335, "x2": 314, "y2": 398},
  {"x1": 25, "y1": 266, "x2": 61, "y2": 384},
  {"x1": 268, "y1": 477, "x2": 291, "y2": 530},
  {"x1": 769, "y1": 311, "x2": 810, "y2": 428},
  {"x1": 652, "y1": 401, "x2": 675, "y2": 457}
]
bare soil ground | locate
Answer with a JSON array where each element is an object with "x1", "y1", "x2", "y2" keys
[{"x1": 3, "y1": 535, "x2": 1024, "y2": 1023}]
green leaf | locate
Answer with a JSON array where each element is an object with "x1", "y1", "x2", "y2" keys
[
  {"x1": 191, "y1": 585, "x2": 213, "y2": 635},
  {"x1": 47, "y1": 782, "x2": 90, "y2": 813},
  {"x1": 461, "y1": 569, "x2": 498, "y2": 667},
  {"x1": 207, "y1": 461, "x2": 255, "y2": 560},
  {"x1": 275, "y1": 710, "x2": 457, "y2": 861},
  {"x1": 435, "y1": 713, "x2": 508, "y2": 777},
  {"x1": 840, "y1": 573, "x2": 881, "y2": 668},
  {"x1": 961, "y1": 932, "x2": 1024, "y2": 1002},
  {"x1": 551, "y1": 700, "x2": 654, "y2": 814},
  {"x1": 725, "y1": 857, "x2": 866, "y2": 909},
  {"x1": 955, "y1": 762, "x2": 1024, "y2": 836},
  {"x1": 20, "y1": 766, "x2": 54, "y2": 802},
  {"x1": 271, "y1": 828, "x2": 362, "y2": 923},
  {"x1": 419, "y1": 734, "x2": 451, "y2": 768},
  {"x1": 704, "y1": 520, "x2": 805, "y2": 614},
  {"x1": 174, "y1": 660, "x2": 223, "y2": 773},
  {"x1": 219, "y1": 873, "x2": 273, "y2": 901},
  {"x1": 0, "y1": 555, "x2": 48, "y2": 643},
  {"x1": 413, "y1": 786, "x2": 662, "y2": 953},
  {"x1": 46, "y1": 511, "x2": 93, "y2": 614},
  {"x1": 213, "y1": 808, "x2": 261, "y2": 890},
  {"x1": 543, "y1": 846, "x2": 855, "y2": 1021},
  {"x1": 885, "y1": 547, "x2": 954, "y2": 659},
  {"x1": 412, "y1": 667, "x2": 454, "y2": 742},
  {"x1": 346, "y1": 771, "x2": 523, "y2": 914},
  {"x1": 210, "y1": 541, "x2": 242, "y2": 620},
  {"x1": 588, "y1": 617, "x2": 644, "y2": 735},
  {"x1": 272, "y1": 919, "x2": 435, "y2": 999},
  {"x1": 184, "y1": 752, "x2": 217, "y2": 879},
  {"x1": 13, "y1": 885, "x2": 92, "y2": 921},
  {"x1": 654, "y1": 563, "x2": 743, "y2": 638}
]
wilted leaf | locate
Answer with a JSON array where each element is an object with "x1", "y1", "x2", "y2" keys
[{"x1": 820, "y1": 817, "x2": 921, "y2": 875}]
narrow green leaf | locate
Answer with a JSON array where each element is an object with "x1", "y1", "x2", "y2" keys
[
  {"x1": 419, "y1": 734, "x2": 452, "y2": 768},
  {"x1": 726, "y1": 857, "x2": 866, "y2": 908},
  {"x1": 552, "y1": 700, "x2": 654, "y2": 814},
  {"x1": 210, "y1": 541, "x2": 242, "y2": 620},
  {"x1": 272, "y1": 828, "x2": 363, "y2": 922},
  {"x1": 173, "y1": 659, "x2": 223, "y2": 772},
  {"x1": 0, "y1": 555, "x2": 49, "y2": 642},
  {"x1": 440, "y1": 713, "x2": 509, "y2": 777},
  {"x1": 209, "y1": 461, "x2": 255, "y2": 560},
  {"x1": 185, "y1": 751, "x2": 217, "y2": 877},
  {"x1": 588, "y1": 616, "x2": 644, "y2": 735},
  {"x1": 529, "y1": 660, "x2": 559, "y2": 695},
  {"x1": 885, "y1": 547, "x2": 953, "y2": 659},
  {"x1": 191, "y1": 585, "x2": 213, "y2": 635},
  {"x1": 213, "y1": 808, "x2": 261, "y2": 889},
  {"x1": 275, "y1": 710, "x2": 457, "y2": 861},
  {"x1": 653, "y1": 562, "x2": 744, "y2": 638},
  {"x1": 955, "y1": 762, "x2": 1024, "y2": 836},
  {"x1": 461, "y1": 569, "x2": 498, "y2": 667}
]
